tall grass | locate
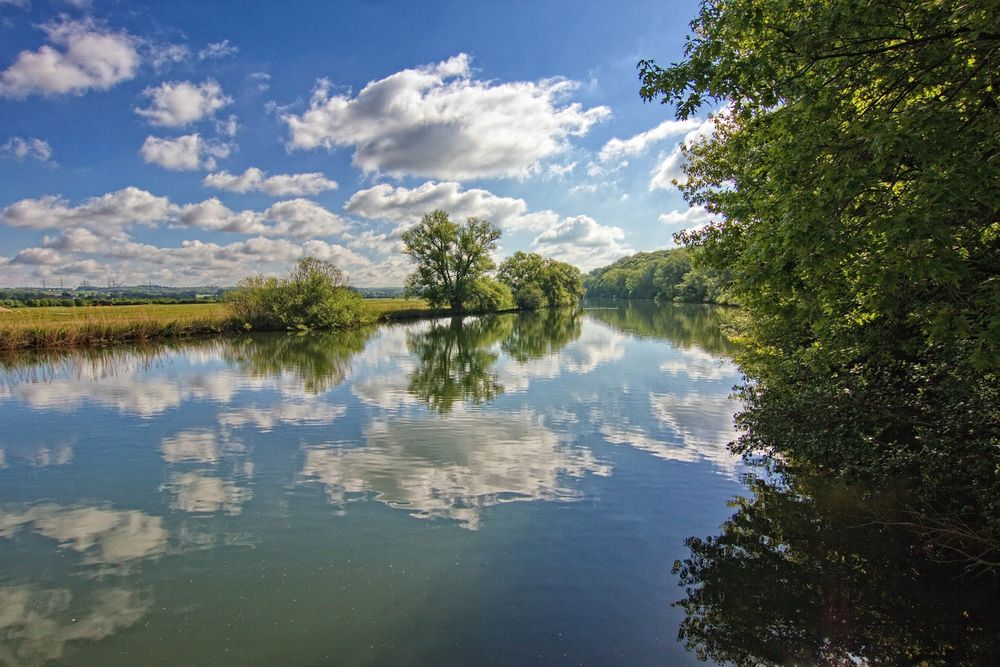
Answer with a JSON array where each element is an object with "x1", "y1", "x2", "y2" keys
[
  {"x1": 0, "y1": 299, "x2": 434, "y2": 352},
  {"x1": 0, "y1": 312, "x2": 237, "y2": 352}
]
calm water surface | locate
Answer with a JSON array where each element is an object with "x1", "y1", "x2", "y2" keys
[{"x1": 0, "y1": 303, "x2": 746, "y2": 665}]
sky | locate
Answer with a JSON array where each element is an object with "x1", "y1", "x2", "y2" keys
[{"x1": 0, "y1": 0, "x2": 712, "y2": 288}]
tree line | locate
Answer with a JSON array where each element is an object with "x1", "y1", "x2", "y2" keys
[{"x1": 582, "y1": 248, "x2": 730, "y2": 303}]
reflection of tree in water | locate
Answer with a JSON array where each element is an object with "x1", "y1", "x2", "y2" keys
[
  {"x1": 584, "y1": 300, "x2": 738, "y2": 357},
  {"x1": 222, "y1": 329, "x2": 372, "y2": 394},
  {"x1": 407, "y1": 309, "x2": 583, "y2": 413},
  {"x1": 673, "y1": 473, "x2": 1000, "y2": 665},
  {"x1": 406, "y1": 316, "x2": 511, "y2": 413},
  {"x1": 501, "y1": 308, "x2": 581, "y2": 362}
]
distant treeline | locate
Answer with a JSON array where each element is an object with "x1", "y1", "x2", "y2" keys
[
  {"x1": 356, "y1": 287, "x2": 406, "y2": 299},
  {"x1": 1, "y1": 298, "x2": 216, "y2": 308},
  {"x1": 583, "y1": 248, "x2": 731, "y2": 304},
  {"x1": 0, "y1": 286, "x2": 224, "y2": 308},
  {"x1": 0, "y1": 285, "x2": 406, "y2": 308}
]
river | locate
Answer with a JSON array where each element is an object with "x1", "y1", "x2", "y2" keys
[{"x1": 1, "y1": 302, "x2": 995, "y2": 665}]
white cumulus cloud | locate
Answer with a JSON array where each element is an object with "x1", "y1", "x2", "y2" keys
[
  {"x1": 598, "y1": 118, "x2": 703, "y2": 162},
  {"x1": 10, "y1": 247, "x2": 62, "y2": 265},
  {"x1": 261, "y1": 199, "x2": 350, "y2": 238},
  {"x1": 345, "y1": 180, "x2": 554, "y2": 233},
  {"x1": 658, "y1": 205, "x2": 713, "y2": 234},
  {"x1": 176, "y1": 197, "x2": 347, "y2": 239},
  {"x1": 2, "y1": 187, "x2": 349, "y2": 240},
  {"x1": 140, "y1": 133, "x2": 231, "y2": 171},
  {"x1": 0, "y1": 18, "x2": 139, "y2": 98},
  {"x1": 532, "y1": 215, "x2": 633, "y2": 270},
  {"x1": 203, "y1": 168, "x2": 338, "y2": 196},
  {"x1": 282, "y1": 53, "x2": 611, "y2": 180},
  {"x1": 1, "y1": 187, "x2": 172, "y2": 231},
  {"x1": 134, "y1": 79, "x2": 232, "y2": 127},
  {"x1": 649, "y1": 117, "x2": 716, "y2": 191}
]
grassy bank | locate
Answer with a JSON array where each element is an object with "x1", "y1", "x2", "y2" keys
[{"x1": 0, "y1": 299, "x2": 434, "y2": 352}]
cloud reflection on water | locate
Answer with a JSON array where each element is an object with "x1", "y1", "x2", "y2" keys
[
  {"x1": 0, "y1": 504, "x2": 167, "y2": 567},
  {"x1": 0, "y1": 585, "x2": 151, "y2": 667},
  {"x1": 301, "y1": 409, "x2": 610, "y2": 529}
]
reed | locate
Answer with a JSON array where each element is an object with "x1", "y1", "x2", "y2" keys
[{"x1": 0, "y1": 299, "x2": 435, "y2": 352}]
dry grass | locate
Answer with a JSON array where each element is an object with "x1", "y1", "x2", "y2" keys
[
  {"x1": 0, "y1": 299, "x2": 436, "y2": 351},
  {"x1": 0, "y1": 303, "x2": 235, "y2": 351}
]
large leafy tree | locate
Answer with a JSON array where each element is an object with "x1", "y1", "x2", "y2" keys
[
  {"x1": 402, "y1": 210, "x2": 503, "y2": 311},
  {"x1": 639, "y1": 0, "x2": 999, "y2": 368},
  {"x1": 638, "y1": 1, "x2": 1000, "y2": 549}
]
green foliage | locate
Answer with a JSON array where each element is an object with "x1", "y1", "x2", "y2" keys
[
  {"x1": 500, "y1": 308, "x2": 582, "y2": 362},
  {"x1": 497, "y1": 251, "x2": 584, "y2": 309},
  {"x1": 0, "y1": 286, "x2": 226, "y2": 307},
  {"x1": 584, "y1": 248, "x2": 730, "y2": 303},
  {"x1": 226, "y1": 257, "x2": 373, "y2": 331},
  {"x1": 640, "y1": 0, "x2": 1000, "y2": 553},
  {"x1": 406, "y1": 316, "x2": 509, "y2": 413},
  {"x1": 402, "y1": 210, "x2": 503, "y2": 311},
  {"x1": 463, "y1": 277, "x2": 515, "y2": 313},
  {"x1": 639, "y1": 0, "x2": 999, "y2": 367}
]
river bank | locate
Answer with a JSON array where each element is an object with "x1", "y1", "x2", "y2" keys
[{"x1": 0, "y1": 299, "x2": 439, "y2": 352}]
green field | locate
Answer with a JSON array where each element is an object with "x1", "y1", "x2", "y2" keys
[{"x1": 0, "y1": 298, "x2": 434, "y2": 351}]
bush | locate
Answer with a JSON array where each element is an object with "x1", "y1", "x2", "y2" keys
[
  {"x1": 226, "y1": 258, "x2": 374, "y2": 331},
  {"x1": 515, "y1": 284, "x2": 546, "y2": 310},
  {"x1": 497, "y1": 251, "x2": 584, "y2": 309},
  {"x1": 464, "y1": 278, "x2": 515, "y2": 313}
]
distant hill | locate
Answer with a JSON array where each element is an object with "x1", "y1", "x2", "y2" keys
[{"x1": 584, "y1": 248, "x2": 731, "y2": 303}]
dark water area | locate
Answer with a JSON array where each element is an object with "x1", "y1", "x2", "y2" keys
[{"x1": 0, "y1": 302, "x2": 997, "y2": 665}]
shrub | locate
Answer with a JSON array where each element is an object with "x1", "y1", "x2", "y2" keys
[
  {"x1": 514, "y1": 284, "x2": 546, "y2": 310},
  {"x1": 497, "y1": 251, "x2": 584, "y2": 309},
  {"x1": 226, "y1": 258, "x2": 374, "y2": 330},
  {"x1": 464, "y1": 278, "x2": 515, "y2": 313}
]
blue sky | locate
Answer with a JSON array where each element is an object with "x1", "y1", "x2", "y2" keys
[{"x1": 0, "y1": 0, "x2": 711, "y2": 287}]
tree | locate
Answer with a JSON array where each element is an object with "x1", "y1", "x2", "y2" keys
[
  {"x1": 638, "y1": 0, "x2": 1000, "y2": 556},
  {"x1": 223, "y1": 327, "x2": 371, "y2": 393},
  {"x1": 405, "y1": 308, "x2": 584, "y2": 413},
  {"x1": 402, "y1": 210, "x2": 502, "y2": 311},
  {"x1": 638, "y1": 0, "x2": 999, "y2": 368},
  {"x1": 497, "y1": 251, "x2": 585, "y2": 309}
]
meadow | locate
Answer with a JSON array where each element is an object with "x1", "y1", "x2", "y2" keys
[{"x1": 0, "y1": 298, "x2": 432, "y2": 351}]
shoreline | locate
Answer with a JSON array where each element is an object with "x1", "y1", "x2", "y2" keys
[
  {"x1": 0, "y1": 299, "x2": 725, "y2": 353},
  {"x1": 0, "y1": 300, "x2": 536, "y2": 353}
]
